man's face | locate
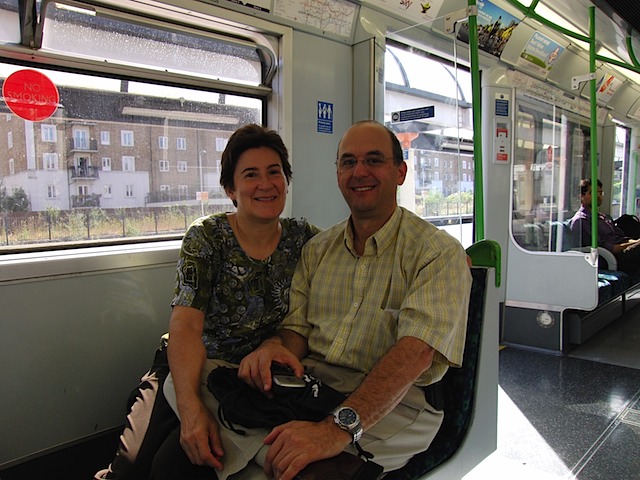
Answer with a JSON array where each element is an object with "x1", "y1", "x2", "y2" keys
[
  {"x1": 583, "y1": 186, "x2": 603, "y2": 208},
  {"x1": 336, "y1": 123, "x2": 407, "y2": 221}
]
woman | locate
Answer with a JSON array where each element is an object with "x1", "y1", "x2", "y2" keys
[{"x1": 95, "y1": 124, "x2": 319, "y2": 480}]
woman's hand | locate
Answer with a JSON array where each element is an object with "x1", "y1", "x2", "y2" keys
[{"x1": 178, "y1": 400, "x2": 225, "y2": 470}]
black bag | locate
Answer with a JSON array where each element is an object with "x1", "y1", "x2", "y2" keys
[
  {"x1": 615, "y1": 214, "x2": 640, "y2": 238},
  {"x1": 207, "y1": 366, "x2": 346, "y2": 433},
  {"x1": 294, "y1": 451, "x2": 383, "y2": 480},
  {"x1": 207, "y1": 366, "x2": 383, "y2": 480}
]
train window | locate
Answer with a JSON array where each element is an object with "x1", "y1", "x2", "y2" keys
[
  {"x1": 612, "y1": 124, "x2": 631, "y2": 218},
  {"x1": 0, "y1": 1, "x2": 20, "y2": 44},
  {"x1": 0, "y1": 2, "x2": 275, "y2": 252},
  {"x1": 38, "y1": 2, "x2": 265, "y2": 86},
  {"x1": 384, "y1": 41, "x2": 473, "y2": 247},
  {"x1": 511, "y1": 99, "x2": 589, "y2": 252}
]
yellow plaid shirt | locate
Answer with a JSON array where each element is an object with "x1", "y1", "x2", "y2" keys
[{"x1": 281, "y1": 207, "x2": 472, "y2": 386}]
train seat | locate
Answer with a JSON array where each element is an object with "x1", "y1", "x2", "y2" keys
[{"x1": 385, "y1": 265, "x2": 489, "y2": 479}]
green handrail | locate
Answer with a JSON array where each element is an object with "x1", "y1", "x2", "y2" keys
[{"x1": 468, "y1": 0, "x2": 484, "y2": 243}]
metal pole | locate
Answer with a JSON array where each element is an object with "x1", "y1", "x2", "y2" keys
[{"x1": 199, "y1": 149, "x2": 206, "y2": 217}]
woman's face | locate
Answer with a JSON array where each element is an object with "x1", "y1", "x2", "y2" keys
[{"x1": 226, "y1": 146, "x2": 288, "y2": 221}]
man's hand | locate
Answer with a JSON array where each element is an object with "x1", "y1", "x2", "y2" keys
[
  {"x1": 238, "y1": 339, "x2": 304, "y2": 395},
  {"x1": 622, "y1": 238, "x2": 640, "y2": 252},
  {"x1": 178, "y1": 401, "x2": 224, "y2": 470},
  {"x1": 262, "y1": 417, "x2": 351, "y2": 480}
]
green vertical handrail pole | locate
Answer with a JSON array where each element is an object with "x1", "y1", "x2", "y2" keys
[
  {"x1": 589, "y1": 6, "x2": 598, "y2": 250},
  {"x1": 468, "y1": 0, "x2": 484, "y2": 242}
]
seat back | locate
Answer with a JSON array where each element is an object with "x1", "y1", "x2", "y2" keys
[
  {"x1": 549, "y1": 219, "x2": 578, "y2": 251},
  {"x1": 385, "y1": 266, "x2": 488, "y2": 479}
]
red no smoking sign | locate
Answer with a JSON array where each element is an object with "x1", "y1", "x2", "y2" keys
[{"x1": 2, "y1": 69, "x2": 60, "y2": 121}]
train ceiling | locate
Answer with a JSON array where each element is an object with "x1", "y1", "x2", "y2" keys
[{"x1": 594, "y1": 0, "x2": 640, "y2": 35}]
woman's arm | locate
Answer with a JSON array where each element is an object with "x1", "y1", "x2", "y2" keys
[{"x1": 168, "y1": 305, "x2": 224, "y2": 469}]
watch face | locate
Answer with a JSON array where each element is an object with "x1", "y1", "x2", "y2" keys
[{"x1": 338, "y1": 408, "x2": 357, "y2": 426}]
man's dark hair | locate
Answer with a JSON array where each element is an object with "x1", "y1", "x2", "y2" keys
[
  {"x1": 220, "y1": 124, "x2": 292, "y2": 195},
  {"x1": 579, "y1": 178, "x2": 602, "y2": 196}
]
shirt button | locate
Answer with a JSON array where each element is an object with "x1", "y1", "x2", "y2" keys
[
  {"x1": 353, "y1": 301, "x2": 359, "y2": 308},
  {"x1": 360, "y1": 264, "x2": 367, "y2": 270}
]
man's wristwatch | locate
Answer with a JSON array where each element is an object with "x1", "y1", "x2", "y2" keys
[{"x1": 332, "y1": 406, "x2": 363, "y2": 443}]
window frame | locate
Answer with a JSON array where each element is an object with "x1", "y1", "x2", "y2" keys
[{"x1": 0, "y1": 0, "x2": 292, "y2": 281}]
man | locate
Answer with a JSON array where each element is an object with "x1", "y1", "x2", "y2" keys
[
  {"x1": 238, "y1": 120, "x2": 472, "y2": 479},
  {"x1": 570, "y1": 178, "x2": 640, "y2": 273}
]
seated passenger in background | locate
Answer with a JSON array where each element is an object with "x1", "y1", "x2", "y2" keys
[
  {"x1": 154, "y1": 120, "x2": 471, "y2": 480},
  {"x1": 94, "y1": 124, "x2": 319, "y2": 480},
  {"x1": 570, "y1": 178, "x2": 640, "y2": 273}
]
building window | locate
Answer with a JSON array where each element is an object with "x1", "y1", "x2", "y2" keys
[
  {"x1": 7, "y1": 131, "x2": 12, "y2": 149},
  {"x1": 125, "y1": 184, "x2": 134, "y2": 197},
  {"x1": 43, "y1": 153, "x2": 59, "y2": 170},
  {"x1": 101, "y1": 131, "x2": 110, "y2": 145},
  {"x1": 9, "y1": 158, "x2": 14, "y2": 175},
  {"x1": 159, "y1": 136, "x2": 169, "y2": 149},
  {"x1": 41, "y1": 124, "x2": 57, "y2": 142},
  {"x1": 216, "y1": 137, "x2": 227, "y2": 152},
  {"x1": 121, "y1": 130, "x2": 134, "y2": 147},
  {"x1": 104, "y1": 185, "x2": 112, "y2": 198},
  {"x1": 177, "y1": 137, "x2": 186, "y2": 150},
  {"x1": 159, "y1": 160, "x2": 169, "y2": 172},
  {"x1": 178, "y1": 185, "x2": 188, "y2": 199},
  {"x1": 102, "y1": 157, "x2": 111, "y2": 171},
  {"x1": 47, "y1": 185, "x2": 58, "y2": 198},
  {"x1": 122, "y1": 156, "x2": 135, "y2": 172},
  {"x1": 177, "y1": 161, "x2": 187, "y2": 172},
  {"x1": 73, "y1": 129, "x2": 90, "y2": 149}
]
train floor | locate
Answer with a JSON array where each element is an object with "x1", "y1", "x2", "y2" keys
[
  {"x1": 2, "y1": 306, "x2": 639, "y2": 480},
  {"x1": 466, "y1": 301, "x2": 640, "y2": 480}
]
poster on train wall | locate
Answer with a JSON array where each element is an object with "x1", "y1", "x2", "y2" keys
[
  {"x1": 273, "y1": 0, "x2": 357, "y2": 38},
  {"x1": 456, "y1": 0, "x2": 521, "y2": 58},
  {"x1": 595, "y1": 73, "x2": 623, "y2": 103},
  {"x1": 517, "y1": 32, "x2": 565, "y2": 79},
  {"x1": 362, "y1": 0, "x2": 445, "y2": 25}
]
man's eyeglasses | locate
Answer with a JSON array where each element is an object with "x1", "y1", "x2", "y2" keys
[{"x1": 336, "y1": 154, "x2": 390, "y2": 171}]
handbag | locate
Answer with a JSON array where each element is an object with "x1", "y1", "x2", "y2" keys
[
  {"x1": 294, "y1": 452, "x2": 383, "y2": 480},
  {"x1": 206, "y1": 365, "x2": 346, "y2": 433},
  {"x1": 207, "y1": 366, "x2": 384, "y2": 479}
]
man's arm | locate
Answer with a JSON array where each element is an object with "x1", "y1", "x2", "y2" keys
[
  {"x1": 168, "y1": 306, "x2": 224, "y2": 470},
  {"x1": 337, "y1": 336, "x2": 434, "y2": 428},
  {"x1": 261, "y1": 336, "x2": 434, "y2": 480}
]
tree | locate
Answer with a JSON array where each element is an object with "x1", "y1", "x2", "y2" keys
[{"x1": 0, "y1": 186, "x2": 30, "y2": 212}]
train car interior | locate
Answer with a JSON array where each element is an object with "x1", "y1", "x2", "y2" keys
[{"x1": 0, "y1": 0, "x2": 639, "y2": 479}]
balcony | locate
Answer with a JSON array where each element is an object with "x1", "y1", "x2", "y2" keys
[
  {"x1": 145, "y1": 191, "x2": 191, "y2": 204},
  {"x1": 68, "y1": 138, "x2": 98, "y2": 152},
  {"x1": 71, "y1": 193, "x2": 102, "y2": 208},
  {"x1": 69, "y1": 165, "x2": 100, "y2": 180}
]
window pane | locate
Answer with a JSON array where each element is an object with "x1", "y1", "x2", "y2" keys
[
  {"x1": 384, "y1": 42, "x2": 474, "y2": 248},
  {"x1": 0, "y1": 62, "x2": 261, "y2": 248},
  {"x1": 0, "y1": 0, "x2": 20, "y2": 44},
  {"x1": 40, "y1": 2, "x2": 262, "y2": 85},
  {"x1": 511, "y1": 99, "x2": 589, "y2": 252}
]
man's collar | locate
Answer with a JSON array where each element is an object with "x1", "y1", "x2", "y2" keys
[{"x1": 343, "y1": 207, "x2": 402, "y2": 257}]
